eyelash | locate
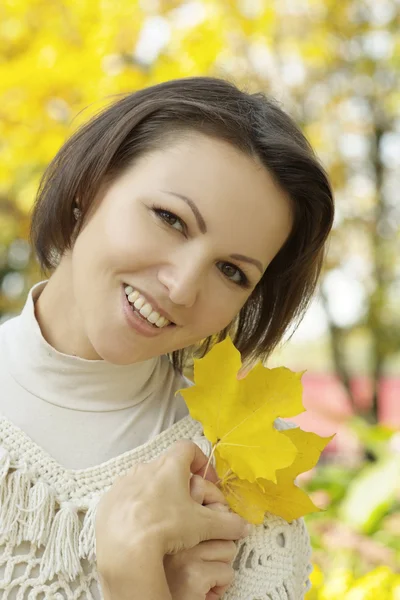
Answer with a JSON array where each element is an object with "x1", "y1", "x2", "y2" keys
[{"x1": 151, "y1": 205, "x2": 251, "y2": 289}]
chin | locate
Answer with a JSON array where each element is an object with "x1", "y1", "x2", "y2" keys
[{"x1": 90, "y1": 337, "x2": 156, "y2": 365}]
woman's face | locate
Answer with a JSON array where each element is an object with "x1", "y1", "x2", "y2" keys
[{"x1": 43, "y1": 132, "x2": 293, "y2": 363}]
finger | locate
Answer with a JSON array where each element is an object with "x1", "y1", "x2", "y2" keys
[
  {"x1": 196, "y1": 540, "x2": 237, "y2": 563},
  {"x1": 190, "y1": 474, "x2": 206, "y2": 504},
  {"x1": 190, "y1": 476, "x2": 227, "y2": 506},
  {"x1": 200, "y1": 562, "x2": 234, "y2": 594},
  {"x1": 193, "y1": 458, "x2": 219, "y2": 483},
  {"x1": 166, "y1": 440, "x2": 219, "y2": 484},
  {"x1": 206, "y1": 502, "x2": 230, "y2": 512},
  {"x1": 202, "y1": 509, "x2": 250, "y2": 542},
  {"x1": 202, "y1": 485, "x2": 226, "y2": 506},
  {"x1": 206, "y1": 584, "x2": 230, "y2": 600}
]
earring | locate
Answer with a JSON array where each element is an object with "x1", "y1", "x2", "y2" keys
[{"x1": 73, "y1": 207, "x2": 82, "y2": 221}]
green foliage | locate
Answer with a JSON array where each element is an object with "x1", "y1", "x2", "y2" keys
[
  {"x1": 339, "y1": 455, "x2": 400, "y2": 534},
  {"x1": 304, "y1": 421, "x2": 400, "y2": 590}
]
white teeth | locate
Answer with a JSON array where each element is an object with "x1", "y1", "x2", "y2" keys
[
  {"x1": 139, "y1": 303, "x2": 153, "y2": 318},
  {"x1": 155, "y1": 315, "x2": 166, "y2": 328},
  {"x1": 125, "y1": 286, "x2": 172, "y2": 327},
  {"x1": 148, "y1": 311, "x2": 160, "y2": 324},
  {"x1": 128, "y1": 290, "x2": 140, "y2": 303},
  {"x1": 133, "y1": 297, "x2": 145, "y2": 310}
]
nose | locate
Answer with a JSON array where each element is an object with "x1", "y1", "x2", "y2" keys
[{"x1": 158, "y1": 254, "x2": 206, "y2": 308}]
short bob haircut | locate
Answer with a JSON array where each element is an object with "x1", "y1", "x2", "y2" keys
[{"x1": 30, "y1": 76, "x2": 334, "y2": 372}]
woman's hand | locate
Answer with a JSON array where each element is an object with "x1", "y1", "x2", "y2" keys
[
  {"x1": 164, "y1": 538, "x2": 237, "y2": 600},
  {"x1": 164, "y1": 476, "x2": 240, "y2": 600},
  {"x1": 95, "y1": 440, "x2": 248, "y2": 600}
]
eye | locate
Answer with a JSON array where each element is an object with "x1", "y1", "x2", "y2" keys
[
  {"x1": 153, "y1": 207, "x2": 186, "y2": 234},
  {"x1": 217, "y1": 261, "x2": 250, "y2": 288}
]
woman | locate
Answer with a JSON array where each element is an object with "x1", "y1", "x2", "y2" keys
[{"x1": 0, "y1": 76, "x2": 334, "y2": 599}]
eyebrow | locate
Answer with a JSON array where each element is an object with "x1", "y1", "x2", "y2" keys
[
  {"x1": 163, "y1": 190, "x2": 207, "y2": 234},
  {"x1": 229, "y1": 254, "x2": 264, "y2": 274},
  {"x1": 162, "y1": 190, "x2": 264, "y2": 274}
]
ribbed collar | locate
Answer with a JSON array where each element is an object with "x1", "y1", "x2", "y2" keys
[{"x1": 3, "y1": 281, "x2": 164, "y2": 411}]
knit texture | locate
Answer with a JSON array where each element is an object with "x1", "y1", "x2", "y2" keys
[{"x1": 0, "y1": 414, "x2": 313, "y2": 600}]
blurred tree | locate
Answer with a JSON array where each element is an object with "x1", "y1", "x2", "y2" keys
[
  {"x1": 282, "y1": 0, "x2": 400, "y2": 423},
  {"x1": 1, "y1": 0, "x2": 399, "y2": 421}
]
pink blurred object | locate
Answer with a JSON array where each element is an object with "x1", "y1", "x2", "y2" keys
[{"x1": 288, "y1": 374, "x2": 400, "y2": 456}]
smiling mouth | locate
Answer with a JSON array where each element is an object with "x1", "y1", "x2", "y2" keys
[
  {"x1": 123, "y1": 284, "x2": 176, "y2": 328},
  {"x1": 131, "y1": 303, "x2": 176, "y2": 329}
]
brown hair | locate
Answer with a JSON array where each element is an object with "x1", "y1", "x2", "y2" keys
[{"x1": 30, "y1": 76, "x2": 334, "y2": 371}]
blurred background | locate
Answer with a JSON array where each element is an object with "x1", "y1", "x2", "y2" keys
[{"x1": 0, "y1": 0, "x2": 399, "y2": 596}]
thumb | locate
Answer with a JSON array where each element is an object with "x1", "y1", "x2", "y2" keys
[{"x1": 164, "y1": 439, "x2": 218, "y2": 482}]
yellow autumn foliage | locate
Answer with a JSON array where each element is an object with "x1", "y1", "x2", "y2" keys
[
  {"x1": 306, "y1": 565, "x2": 400, "y2": 600},
  {"x1": 179, "y1": 337, "x2": 333, "y2": 523}
]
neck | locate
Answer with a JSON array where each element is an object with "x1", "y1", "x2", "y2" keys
[
  {"x1": 1, "y1": 278, "x2": 164, "y2": 411},
  {"x1": 35, "y1": 257, "x2": 101, "y2": 360}
]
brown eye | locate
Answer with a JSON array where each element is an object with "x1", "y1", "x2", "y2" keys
[
  {"x1": 163, "y1": 212, "x2": 178, "y2": 226},
  {"x1": 153, "y1": 208, "x2": 185, "y2": 234},
  {"x1": 221, "y1": 264, "x2": 237, "y2": 278},
  {"x1": 217, "y1": 261, "x2": 248, "y2": 287}
]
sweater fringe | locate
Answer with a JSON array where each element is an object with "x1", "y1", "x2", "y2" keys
[
  {"x1": 0, "y1": 465, "x2": 32, "y2": 546},
  {"x1": 0, "y1": 446, "x2": 99, "y2": 583},
  {"x1": 40, "y1": 502, "x2": 82, "y2": 582},
  {"x1": 79, "y1": 498, "x2": 98, "y2": 562},
  {"x1": 22, "y1": 481, "x2": 56, "y2": 546}
]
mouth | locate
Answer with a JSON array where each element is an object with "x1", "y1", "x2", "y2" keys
[{"x1": 122, "y1": 284, "x2": 176, "y2": 330}]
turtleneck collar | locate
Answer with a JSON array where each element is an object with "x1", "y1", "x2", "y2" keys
[{"x1": 4, "y1": 281, "x2": 163, "y2": 411}]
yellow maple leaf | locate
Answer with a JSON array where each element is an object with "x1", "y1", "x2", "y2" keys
[
  {"x1": 215, "y1": 452, "x2": 274, "y2": 524},
  {"x1": 215, "y1": 428, "x2": 333, "y2": 524},
  {"x1": 272, "y1": 427, "x2": 335, "y2": 484},
  {"x1": 179, "y1": 336, "x2": 306, "y2": 483}
]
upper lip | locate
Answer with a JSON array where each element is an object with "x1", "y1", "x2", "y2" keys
[{"x1": 124, "y1": 284, "x2": 177, "y2": 325}]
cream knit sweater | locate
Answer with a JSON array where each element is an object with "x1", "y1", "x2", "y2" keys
[
  {"x1": 0, "y1": 283, "x2": 313, "y2": 599},
  {"x1": 0, "y1": 414, "x2": 312, "y2": 600}
]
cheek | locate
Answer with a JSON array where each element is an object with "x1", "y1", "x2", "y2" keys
[
  {"x1": 195, "y1": 297, "x2": 244, "y2": 335},
  {"x1": 105, "y1": 217, "x2": 143, "y2": 255},
  {"x1": 98, "y1": 207, "x2": 159, "y2": 269}
]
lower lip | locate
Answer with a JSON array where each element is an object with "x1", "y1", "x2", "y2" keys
[{"x1": 121, "y1": 286, "x2": 170, "y2": 338}]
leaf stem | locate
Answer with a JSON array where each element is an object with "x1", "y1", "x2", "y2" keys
[
  {"x1": 203, "y1": 442, "x2": 218, "y2": 480},
  {"x1": 219, "y1": 468, "x2": 235, "y2": 487}
]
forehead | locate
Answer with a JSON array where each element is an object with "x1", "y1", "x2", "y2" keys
[{"x1": 116, "y1": 133, "x2": 294, "y2": 266}]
